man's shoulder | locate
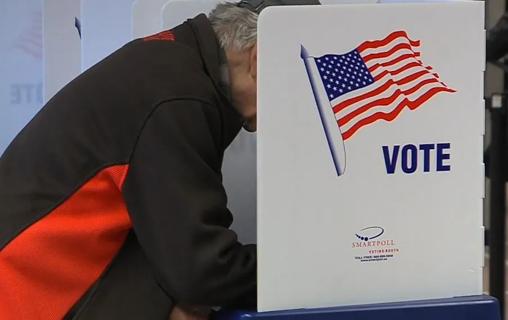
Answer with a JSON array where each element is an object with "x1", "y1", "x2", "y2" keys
[{"x1": 117, "y1": 38, "x2": 219, "y2": 104}]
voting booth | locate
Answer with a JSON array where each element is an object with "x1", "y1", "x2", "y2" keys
[
  {"x1": 216, "y1": 1, "x2": 499, "y2": 319},
  {"x1": 3, "y1": 0, "x2": 499, "y2": 319}
]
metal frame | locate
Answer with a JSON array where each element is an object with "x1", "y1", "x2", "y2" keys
[{"x1": 488, "y1": 92, "x2": 507, "y2": 318}]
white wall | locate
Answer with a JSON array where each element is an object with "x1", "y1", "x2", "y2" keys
[
  {"x1": 0, "y1": 0, "x2": 44, "y2": 155},
  {"x1": 43, "y1": 0, "x2": 81, "y2": 103}
]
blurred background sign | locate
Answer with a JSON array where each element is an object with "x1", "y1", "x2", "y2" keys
[{"x1": 0, "y1": 0, "x2": 43, "y2": 154}]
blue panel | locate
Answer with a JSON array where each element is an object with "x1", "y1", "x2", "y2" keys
[{"x1": 214, "y1": 296, "x2": 500, "y2": 320}]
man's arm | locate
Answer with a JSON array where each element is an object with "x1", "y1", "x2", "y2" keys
[{"x1": 122, "y1": 99, "x2": 256, "y2": 308}]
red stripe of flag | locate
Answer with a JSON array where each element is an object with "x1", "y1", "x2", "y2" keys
[
  {"x1": 363, "y1": 42, "x2": 421, "y2": 63},
  {"x1": 333, "y1": 68, "x2": 438, "y2": 114},
  {"x1": 340, "y1": 86, "x2": 455, "y2": 140},
  {"x1": 374, "y1": 69, "x2": 436, "y2": 84},
  {"x1": 357, "y1": 30, "x2": 420, "y2": 53},
  {"x1": 338, "y1": 78, "x2": 452, "y2": 127},
  {"x1": 368, "y1": 53, "x2": 420, "y2": 72},
  {"x1": 333, "y1": 80, "x2": 393, "y2": 114},
  {"x1": 372, "y1": 60, "x2": 428, "y2": 78}
]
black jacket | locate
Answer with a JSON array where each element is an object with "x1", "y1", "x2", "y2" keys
[{"x1": 0, "y1": 14, "x2": 256, "y2": 319}]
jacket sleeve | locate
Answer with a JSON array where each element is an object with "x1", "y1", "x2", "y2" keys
[{"x1": 122, "y1": 99, "x2": 256, "y2": 309}]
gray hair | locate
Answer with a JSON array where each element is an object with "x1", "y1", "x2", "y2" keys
[{"x1": 208, "y1": 2, "x2": 258, "y2": 51}]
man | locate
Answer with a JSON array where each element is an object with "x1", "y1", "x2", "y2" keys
[{"x1": 0, "y1": 0, "x2": 318, "y2": 319}]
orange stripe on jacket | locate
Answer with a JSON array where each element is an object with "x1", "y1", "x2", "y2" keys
[
  {"x1": 0, "y1": 165, "x2": 132, "y2": 320},
  {"x1": 143, "y1": 30, "x2": 175, "y2": 42}
]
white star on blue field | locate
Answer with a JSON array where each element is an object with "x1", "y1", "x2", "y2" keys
[{"x1": 315, "y1": 49, "x2": 375, "y2": 101}]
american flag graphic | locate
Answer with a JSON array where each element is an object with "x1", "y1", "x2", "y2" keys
[
  {"x1": 306, "y1": 30, "x2": 455, "y2": 141},
  {"x1": 300, "y1": 30, "x2": 456, "y2": 176}
]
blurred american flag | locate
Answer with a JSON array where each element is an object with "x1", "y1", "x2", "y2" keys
[{"x1": 14, "y1": 10, "x2": 42, "y2": 60}]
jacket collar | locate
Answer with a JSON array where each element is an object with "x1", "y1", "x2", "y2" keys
[{"x1": 174, "y1": 14, "x2": 244, "y2": 149}]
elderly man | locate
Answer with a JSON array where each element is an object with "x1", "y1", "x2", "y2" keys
[{"x1": 0, "y1": 0, "x2": 318, "y2": 319}]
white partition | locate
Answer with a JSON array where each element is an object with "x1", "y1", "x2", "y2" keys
[
  {"x1": 380, "y1": 0, "x2": 458, "y2": 2},
  {"x1": 162, "y1": 0, "x2": 221, "y2": 28},
  {"x1": 322, "y1": 0, "x2": 377, "y2": 3},
  {"x1": 0, "y1": 1, "x2": 43, "y2": 155},
  {"x1": 257, "y1": 2, "x2": 484, "y2": 311},
  {"x1": 80, "y1": 0, "x2": 135, "y2": 71},
  {"x1": 222, "y1": 131, "x2": 257, "y2": 243},
  {"x1": 132, "y1": 0, "x2": 169, "y2": 38},
  {"x1": 43, "y1": 0, "x2": 81, "y2": 103}
]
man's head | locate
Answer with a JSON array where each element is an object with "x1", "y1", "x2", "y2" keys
[
  {"x1": 209, "y1": 2, "x2": 258, "y2": 132},
  {"x1": 209, "y1": 0, "x2": 319, "y2": 132}
]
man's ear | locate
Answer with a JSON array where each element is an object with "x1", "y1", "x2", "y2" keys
[{"x1": 248, "y1": 44, "x2": 257, "y2": 80}]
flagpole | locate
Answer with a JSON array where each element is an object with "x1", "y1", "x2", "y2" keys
[{"x1": 300, "y1": 45, "x2": 346, "y2": 176}]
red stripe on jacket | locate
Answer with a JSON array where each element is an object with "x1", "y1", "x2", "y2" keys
[
  {"x1": 0, "y1": 165, "x2": 132, "y2": 319},
  {"x1": 143, "y1": 30, "x2": 175, "y2": 42}
]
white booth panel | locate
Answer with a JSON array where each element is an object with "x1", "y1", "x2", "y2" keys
[
  {"x1": 43, "y1": 0, "x2": 81, "y2": 103},
  {"x1": 162, "y1": 0, "x2": 221, "y2": 29},
  {"x1": 0, "y1": 1, "x2": 43, "y2": 155},
  {"x1": 132, "y1": 0, "x2": 169, "y2": 38},
  {"x1": 257, "y1": 2, "x2": 484, "y2": 311},
  {"x1": 223, "y1": 131, "x2": 258, "y2": 244},
  {"x1": 80, "y1": 0, "x2": 135, "y2": 71}
]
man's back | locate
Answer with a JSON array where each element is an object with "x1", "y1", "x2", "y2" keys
[{"x1": 0, "y1": 15, "x2": 256, "y2": 319}]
